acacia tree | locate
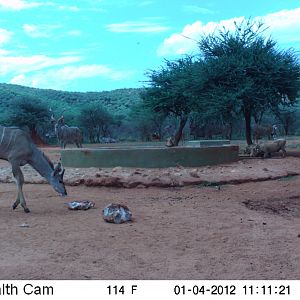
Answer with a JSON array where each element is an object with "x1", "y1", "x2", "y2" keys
[
  {"x1": 79, "y1": 104, "x2": 114, "y2": 143},
  {"x1": 198, "y1": 19, "x2": 300, "y2": 144},
  {"x1": 7, "y1": 96, "x2": 50, "y2": 144},
  {"x1": 141, "y1": 56, "x2": 203, "y2": 146}
]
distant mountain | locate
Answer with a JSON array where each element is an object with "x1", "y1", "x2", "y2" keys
[{"x1": 0, "y1": 83, "x2": 143, "y2": 119}]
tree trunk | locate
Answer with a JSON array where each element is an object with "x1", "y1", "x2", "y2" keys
[
  {"x1": 244, "y1": 109, "x2": 252, "y2": 145},
  {"x1": 284, "y1": 122, "x2": 289, "y2": 136},
  {"x1": 173, "y1": 116, "x2": 187, "y2": 146},
  {"x1": 227, "y1": 122, "x2": 233, "y2": 140}
]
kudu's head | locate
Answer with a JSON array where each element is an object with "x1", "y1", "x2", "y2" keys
[
  {"x1": 50, "y1": 162, "x2": 67, "y2": 196},
  {"x1": 50, "y1": 109, "x2": 66, "y2": 132}
]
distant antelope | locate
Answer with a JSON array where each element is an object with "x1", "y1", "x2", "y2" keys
[
  {"x1": 51, "y1": 115, "x2": 83, "y2": 148},
  {"x1": 0, "y1": 125, "x2": 67, "y2": 213},
  {"x1": 253, "y1": 124, "x2": 277, "y2": 144}
]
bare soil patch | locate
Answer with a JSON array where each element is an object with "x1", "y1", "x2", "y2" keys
[
  {"x1": 243, "y1": 194, "x2": 300, "y2": 218},
  {"x1": 0, "y1": 146, "x2": 300, "y2": 280}
]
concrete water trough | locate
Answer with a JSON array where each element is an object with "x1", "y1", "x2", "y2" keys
[
  {"x1": 186, "y1": 139, "x2": 230, "y2": 147},
  {"x1": 61, "y1": 145, "x2": 239, "y2": 168}
]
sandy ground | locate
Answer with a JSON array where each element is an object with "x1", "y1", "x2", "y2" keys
[{"x1": 0, "y1": 146, "x2": 300, "y2": 280}]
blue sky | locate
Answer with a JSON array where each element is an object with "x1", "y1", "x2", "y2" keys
[{"x1": 0, "y1": 0, "x2": 300, "y2": 92}]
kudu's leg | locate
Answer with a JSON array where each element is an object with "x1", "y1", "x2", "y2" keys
[{"x1": 11, "y1": 163, "x2": 30, "y2": 213}]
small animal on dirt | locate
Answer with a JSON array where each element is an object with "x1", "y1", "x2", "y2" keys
[
  {"x1": 0, "y1": 125, "x2": 67, "y2": 213},
  {"x1": 250, "y1": 139, "x2": 286, "y2": 158}
]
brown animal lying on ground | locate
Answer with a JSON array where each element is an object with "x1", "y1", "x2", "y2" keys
[{"x1": 250, "y1": 139, "x2": 286, "y2": 158}]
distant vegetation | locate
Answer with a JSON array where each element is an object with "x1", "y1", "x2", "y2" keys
[
  {"x1": 142, "y1": 19, "x2": 300, "y2": 145},
  {"x1": 1, "y1": 19, "x2": 300, "y2": 145},
  {"x1": 0, "y1": 83, "x2": 144, "y2": 143}
]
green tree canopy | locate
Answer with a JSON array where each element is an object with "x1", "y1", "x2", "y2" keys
[
  {"x1": 6, "y1": 95, "x2": 50, "y2": 143},
  {"x1": 78, "y1": 103, "x2": 114, "y2": 143},
  {"x1": 142, "y1": 56, "x2": 204, "y2": 145},
  {"x1": 197, "y1": 19, "x2": 300, "y2": 144},
  {"x1": 7, "y1": 95, "x2": 50, "y2": 129}
]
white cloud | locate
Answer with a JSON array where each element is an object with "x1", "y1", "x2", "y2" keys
[
  {"x1": 58, "y1": 5, "x2": 80, "y2": 12},
  {"x1": 0, "y1": 0, "x2": 44, "y2": 10},
  {"x1": 10, "y1": 74, "x2": 27, "y2": 85},
  {"x1": 157, "y1": 7, "x2": 300, "y2": 57},
  {"x1": 47, "y1": 65, "x2": 132, "y2": 81},
  {"x1": 183, "y1": 5, "x2": 213, "y2": 14},
  {"x1": 261, "y1": 7, "x2": 300, "y2": 46},
  {"x1": 23, "y1": 24, "x2": 61, "y2": 38},
  {"x1": 0, "y1": 28, "x2": 13, "y2": 46},
  {"x1": 0, "y1": 54, "x2": 81, "y2": 76},
  {"x1": 157, "y1": 17, "x2": 243, "y2": 56},
  {"x1": 106, "y1": 21, "x2": 170, "y2": 33},
  {"x1": 9, "y1": 64, "x2": 135, "y2": 89},
  {"x1": 0, "y1": 49, "x2": 10, "y2": 55},
  {"x1": 263, "y1": 8, "x2": 300, "y2": 30},
  {"x1": 138, "y1": 1, "x2": 153, "y2": 6},
  {"x1": 0, "y1": 1, "x2": 81, "y2": 11},
  {"x1": 67, "y1": 30, "x2": 82, "y2": 36}
]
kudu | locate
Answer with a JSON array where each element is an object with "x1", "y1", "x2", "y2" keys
[
  {"x1": 0, "y1": 125, "x2": 67, "y2": 213},
  {"x1": 253, "y1": 124, "x2": 277, "y2": 144},
  {"x1": 51, "y1": 115, "x2": 82, "y2": 148}
]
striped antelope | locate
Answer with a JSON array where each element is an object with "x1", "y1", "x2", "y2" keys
[
  {"x1": 51, "y1": 115, "x2": 82, "y2": 148},
  {"x1": 0, "y1": 125, "x2": 67, "y2": 213}
]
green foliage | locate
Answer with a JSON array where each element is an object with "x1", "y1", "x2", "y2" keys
[
  {"x1": 197, "y1": 19, "x2": 300, "y2": 144},
  {"x1": 142, "y1": 56, "x2": 200, "y2": 117},
  {"x1": 0, "y1": 83, "x2": 143, "y2": 141},
  {"x1": 1, "y1": 19, "x2": 300, "y2": 144},
  {"x1": 128, "y1": 102, "x2": 167, "y2": 141},
  {"x1": 141, "y1": 56, "x2": 205, "y2": 145},
  {"x1": 0, "y1": 83, "x2": 142, "y2": 122},
  {"x1": 272, "y1": 104, "x2": 298, "y2": 135},
  {"x1": 6, "y1": 95, "x2": 50, "y2": 130},
  {"x1": 78, "y1": 103, "x2": 115, "y2": 142}
]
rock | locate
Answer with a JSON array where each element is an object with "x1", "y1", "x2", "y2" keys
[
  {"x1": 189, "y1": 169, "x2": 200, "y2": 178},
  {"x1": 102, "y1": 203, "x2": 132, "y2": 224},
  {"x1": 67, "y1": 200, "x2": 95, "y2": 210},
  {"x1": 173, "y1": 172, "x2": 181, "y2": 177},
  {"x1": 112, "y1": 166, "x2": 122, "y2": 172}
]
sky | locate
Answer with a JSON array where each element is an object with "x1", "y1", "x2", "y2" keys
[{"x1": 0, "y1": 0, "x2": 300, "y2": 92}]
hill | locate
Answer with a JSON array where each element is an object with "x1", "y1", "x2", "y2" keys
[{"x1": 0, "y1": 83, "x2": 143, "y2": 122}]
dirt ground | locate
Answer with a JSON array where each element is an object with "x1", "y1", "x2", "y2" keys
[{"x1": 0, "y1": 145, "x2": 300, "y2": 280}]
